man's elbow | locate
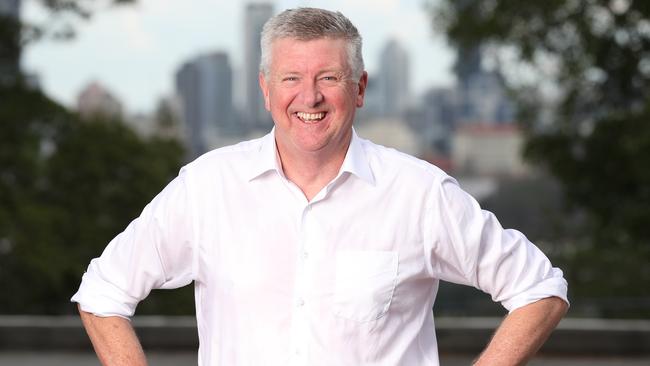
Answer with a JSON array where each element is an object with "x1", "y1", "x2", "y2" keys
[
  {"x1": 543, "y1": 296, "x2": 570, "y2": 319},
  {"x1": 77, "y1": 303, "x2": 95, "y2": 320}
]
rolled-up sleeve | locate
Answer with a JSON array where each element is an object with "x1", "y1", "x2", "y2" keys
[
  {"x1": 71, "y1": 169, "x2": 196, "y2": 318},
  {"x1": 427, "y1": 176, "x2": 568, "y2": 312}
]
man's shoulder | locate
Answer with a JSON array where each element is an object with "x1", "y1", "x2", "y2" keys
[
  {"x1": 358, "y1": 136, "x2": 449, "y2": 183},
  {"x1": 179, "y1": 134, "x2": 268, "y2": 179},
  {"x1": 189, "y1": 135, "x2": 265, "y2": 166}
]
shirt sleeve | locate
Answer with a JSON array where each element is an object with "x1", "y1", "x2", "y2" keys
[
  {"x1": 426, "y1": 175, "x2": 569, "y2": 312},
  {"x1": 70, "y1": 169, "x2": 196, "y2": 318}
]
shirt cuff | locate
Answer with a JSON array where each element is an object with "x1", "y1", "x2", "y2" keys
[
  {"x1": 70, "y1": 268, "x2": 140, "y2": 319},
  {"x1": 501, "y1": 268, "x2": 570, "y2": 313}
]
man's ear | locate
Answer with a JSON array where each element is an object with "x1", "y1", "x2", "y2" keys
[
  {"x1": 259, "y1": 72, "x2": 271, "y2": 111},
  {"x1": 356, "y1": 71, "x2": 368, "y2": 108}
]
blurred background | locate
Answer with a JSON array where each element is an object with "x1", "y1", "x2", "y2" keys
[{"x1": 1, "y1": 0, "x2": 649, "y2": 363}]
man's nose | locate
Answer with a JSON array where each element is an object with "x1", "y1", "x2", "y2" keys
[{"x1": 299, "y1": 80, "x2": 324, "y2": 107}]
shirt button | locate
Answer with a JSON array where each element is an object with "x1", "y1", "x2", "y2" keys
[
  {"x1": 301, "y1": 251, "x2": 309, "y2": 260},
  {"x1": 297, "y1": 299, "x2": 305, "y2": 307}
]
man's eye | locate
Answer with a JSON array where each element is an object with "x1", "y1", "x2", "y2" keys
[
  {"x1": 283, "y1": 76, "x2": 298, "y2": 82},
  {"x1": 322, "y1": 76, "x2": 337, "y2": 81}
]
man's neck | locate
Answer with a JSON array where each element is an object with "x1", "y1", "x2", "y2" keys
[{"x1": 276, "y1": 139, "x2": 350, "y2": 202}]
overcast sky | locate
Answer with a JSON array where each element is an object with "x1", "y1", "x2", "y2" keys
[{"x1": 22, "y1": 0, "x2": 455, "y2": 114}]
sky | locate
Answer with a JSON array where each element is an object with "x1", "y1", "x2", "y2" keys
[{"x1": 22, "y1": 0, "x2": 456, "y2": 115}]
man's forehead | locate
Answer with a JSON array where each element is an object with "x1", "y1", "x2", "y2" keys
[
  {"x1": 269, "y1": 37, "x2": 350, "y2": 72},
  {"x1": 268, "y1": 37, "x2": 350, "y2": 60}
]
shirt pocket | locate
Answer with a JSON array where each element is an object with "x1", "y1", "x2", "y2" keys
[{"x1": 333, "y1": 250, "x2": 398, "y2": 322}]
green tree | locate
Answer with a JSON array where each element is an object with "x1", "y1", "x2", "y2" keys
[
  {"x1": 0, "y1": 0, "x2": 193, "y2": 314},
  {"x1": 431, "y1": 0, "x2": 650, "y2": 316},
  {"x1": 22, "y1": 0, "x2": 136, "y2": 39},
  {"x1": 0, "y1": 84, "x2": 68, "y2": 312},
  {"x1": 0, "y1": 84, "x2": 189, "y2": 314}
]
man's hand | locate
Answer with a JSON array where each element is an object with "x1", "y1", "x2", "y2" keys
[
  {"x1": 78, "y1": 304, "x2": 148, "y2": 366},
  {"x1": 474, "y1": 296, "x2": 568, "y2": 366}
]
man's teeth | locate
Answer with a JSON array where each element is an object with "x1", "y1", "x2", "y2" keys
[{"x1": 296, "y1": 112, "x2": 325, "y2": 121}]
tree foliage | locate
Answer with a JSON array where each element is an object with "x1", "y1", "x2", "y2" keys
[
  {"x1": 22, "y1": 0, "x2": 136, "y2": 41},
  {"x1": 0, "y1": 0, "x2": 193, "y2": 314},
  {"x1": 0, "y1": 83, "x2": 189, "y2": 314},
  {"x1": 431, "y1": 0, "x2": 650, "y2": 315}
]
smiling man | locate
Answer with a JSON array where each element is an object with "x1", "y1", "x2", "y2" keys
[
  {"x1": 259, "y1": 35, "x2": 367, "y2": 200},
  {"x1": 73, "y1": 8, "x2": 568, "y2": 366}
]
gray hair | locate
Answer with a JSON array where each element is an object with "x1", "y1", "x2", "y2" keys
[{"x1": 260, "y1": 7, "x2": 364, "y2": 79}]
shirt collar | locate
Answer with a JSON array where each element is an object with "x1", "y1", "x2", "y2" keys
[
  {"x1": 248, "y1": 128, "x2": 283, "y2": 181},
  {"x1": 340, "y1": 128, "x2": 375, "y2": 185},
  {"x1": 248, "y1": 127, "x2": 375, "y2": 186}
]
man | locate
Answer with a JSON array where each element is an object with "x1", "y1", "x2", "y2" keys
[{"x1": 72, "y1": 7, "x2": 568, "y2": 366}]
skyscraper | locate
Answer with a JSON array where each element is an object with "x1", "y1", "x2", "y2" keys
[
  {"x1": 0, "y1": 0, "x2": 20, "y2": 17},
  {"x1": 0, "y1": 0, "x2": 22, "y2": 85},
  {"x1": 378, "y1": 39, "x2": 410, "y2": 118},
  {"x1": 77, "y1": 81, "x2": 123, "y2": 120},
  {"x1": 176, "y1": 52, "x2": 233, "y2": 158},
  {"x1": 243, "y1": 2, "x2": 273, "y2": 131},
  {"x1": 454, "y1": 45, "x2": 515, "y2": 125}
]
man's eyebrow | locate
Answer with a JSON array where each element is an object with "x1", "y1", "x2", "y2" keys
[
  {"x1": 272, "y1": 68, "x2": 349, "y2": 80},
  {"x1": 275, "y1": 70, "x2": 301, "y2": 76},
  {"x1": 273, "y1": 71, "x2": 300, "y2": 80},
  {"x1": 317, "y1": 69, "x2": 352, "y2": 79},
  {"x1": 318, "y1": 69, "x2": 345, "y2": 75}
]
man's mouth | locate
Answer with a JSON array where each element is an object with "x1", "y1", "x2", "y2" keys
[{"x1": 295, "y1": 112, "x2": 326, "y2": 123}]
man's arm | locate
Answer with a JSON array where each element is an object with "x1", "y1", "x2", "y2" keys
[
  {"x1": 474, "y1": 296, "x2": 568, "y2": 366},
  {"x1": 78, "y1": 305, "x2": 148, "y2": 366}
]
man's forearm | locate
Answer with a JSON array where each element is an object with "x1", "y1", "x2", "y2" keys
[
  {"x1": 78, "y1": 305, "x2": 148, "y2": 366},
  {"x1": 474, "y1": 296, "x2": 568, "y2": 366}
]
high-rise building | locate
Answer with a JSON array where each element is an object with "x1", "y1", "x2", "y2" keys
[
  {"x1": 452, "y1": 124, "x2": 528, "y2": 177},
  {"x1": 153, "y1": 95, "x2": 185, "y2": 141},
  {"x1": 406, "y1": 87, "x2": 459, "y2": 156},
  {"x1": 0, "y1": 0, "x2": 19, "y2": 17},
  {"x1": 176, "y1": 52, "x2": 234, "y2": 158},
  {"x1": 243, "y1": 2, "x2": 273, "y2": 131},
  {"x1": 0, "y1": 0, "x2": 22, "y2": 85},
  {"x1": 77, "y1": 81, "x2": 123, "y2": 120},
  {"x1": 378, "y1": 39, "x2": 410, "y2": 118},
  {"x1": 453, "y1": 45, "x2": 515, "y2": 125}
]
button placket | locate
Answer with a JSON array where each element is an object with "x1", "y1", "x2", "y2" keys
[{"x1": 289, "y1": 203, "x2": 312, "y2": 365}]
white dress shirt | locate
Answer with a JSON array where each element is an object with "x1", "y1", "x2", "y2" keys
[{"x1": 72, "y1": 129, "x2": 568, "y2": 365}]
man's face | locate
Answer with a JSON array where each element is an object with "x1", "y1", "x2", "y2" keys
[{"x1": 259, "y1": 37, "x2": 367, "y2": 158}]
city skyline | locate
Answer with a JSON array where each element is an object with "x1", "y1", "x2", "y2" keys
[
  {"x1": 243, "y1": 2, "x2": 274, "y2": 130},
  {"x1": 0, "y1": 0, "x2": 19, "y2": 17},
  {"x1": 176, "y1": 51, "x2": 234, "y2": 157},
  {"x1": 21, "y1": 0, "x2": 455, "y2": 115}
]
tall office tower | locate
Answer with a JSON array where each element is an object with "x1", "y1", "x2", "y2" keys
[
  {"x1": 378, "y1": 39, "x2": 410, "y2": 118},
  {"x1": 243, "y1": 2, "x2": 273, "y2": 131},
  {"x1": 176, "y1": 52, "x2": 234, "y2": 158},
  {"x1": 454, "y1": 45, "x2": 515, "y2": 125},
  {"x1": 0, "y1": 0, "x2": 19, "y2": 16},
  {"x1": 0, "y1": 0, "x2": 22, "y2": 85},
  {"x1": 411, "y1": 87, "x2": 459, "y2": 156},
  {"x1": 454, "y1": 45, "x2": 482, "y2": 93},
  {"x1": 0, "y1": 0, "x2": 20, "y2": 18}
]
